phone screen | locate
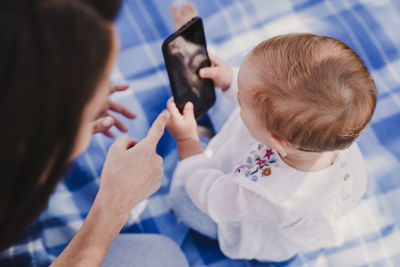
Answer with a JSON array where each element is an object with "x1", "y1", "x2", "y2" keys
[{"x1": 162, "y1": 17, "x2": 215, "y2": 119}]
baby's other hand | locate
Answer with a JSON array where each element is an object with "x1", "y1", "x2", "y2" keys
[
  {"x1": 199, "y1": 54, "x2": 233, "y2": 91},
  {"x1": 166, "y1": 98, "x2": 198, "y2": 142}
]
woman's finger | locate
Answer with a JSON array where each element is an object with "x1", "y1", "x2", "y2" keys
[
  {"x1": 113, "y1": 135, "x2": 137, "y2": 149},
  {"x1": 109, "y1": 101, "x2": 136, "y2": 119},
  {"x1": 108, "y1": 113, "x2": 128, "y2": 132},
  {"x1": 91, "y1": 116, "x2": 114, "y2": 134},
  {"x1": 112, "y1": 84, "x2": 130, "y2": 92},
  {"x1": 103, "y1": 129, "x2": 115, "y2": 138},
  {"x1": 143, "y1": 110, "x2": 170, "y2": 147}
]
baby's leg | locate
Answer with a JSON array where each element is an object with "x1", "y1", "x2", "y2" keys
[
  {"x1": 169, "y1": 176, "x2": 218, "y2": 240},
  {"x1": 171, "y1": 2, "x2": 197, "y2": 30}
]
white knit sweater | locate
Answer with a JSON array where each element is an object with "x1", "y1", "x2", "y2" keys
[{"x1": 173, "y1": 69, "x2": 367, "y2": 261}]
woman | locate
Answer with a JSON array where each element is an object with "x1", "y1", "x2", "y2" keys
[{"x1": 0, "y1": 0, "x2": 188, "y2": 266}]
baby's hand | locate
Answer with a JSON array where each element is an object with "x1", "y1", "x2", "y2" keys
[
  {"x1": 199, "y1": 54, "x2": 233, "y2": 91},
  {"x1": 166, "y1": 98, "x2": 198, "y2": 142}
]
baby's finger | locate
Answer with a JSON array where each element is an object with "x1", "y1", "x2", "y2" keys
[
  {"x1": 183, "y1": 102, "x2": 195, "y2": 119},
  {"x1": 208, "y1": 54, "x2": 222, "y2": 66},
  {"x1": 199, "y1": 67, "x2": 217, "y2": 80},
  {"x1": 167, "y1": 97, "x2": 181, "y2": 118}
]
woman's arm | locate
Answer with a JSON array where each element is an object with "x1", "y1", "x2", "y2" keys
[
  {"x1": 51, "y1": 196, "x2": 127, "y2": 266},
  {"x1": 52, "y1": 110, "x2": 170, "y2": 266}
]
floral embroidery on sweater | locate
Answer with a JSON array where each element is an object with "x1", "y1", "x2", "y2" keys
[{"x1": 235, "y1": 144, "x2": 278, "y2": 182}]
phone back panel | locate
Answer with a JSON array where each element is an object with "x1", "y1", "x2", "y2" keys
[{"x1": 162, "y1": 17, "x2": 215, "y2": 119}]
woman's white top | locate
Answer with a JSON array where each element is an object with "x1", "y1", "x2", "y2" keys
[{"x1": 173, "y1": 69, "x2": 367, "y2": 261}]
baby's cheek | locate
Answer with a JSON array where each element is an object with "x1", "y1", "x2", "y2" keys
[
  {"x1": 240, "y1": 109, "x2": 257, "y2": 137},
  {"x1": 239, "y1": 108, "x2": 245, "y2": 123},
  {"x1": 260, "y1": 137, "x2": 273, "y2": 148}
]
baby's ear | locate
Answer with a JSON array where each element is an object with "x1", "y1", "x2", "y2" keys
[{"x1": 269, "y1": 134, "x2": 289, "y2": 157}]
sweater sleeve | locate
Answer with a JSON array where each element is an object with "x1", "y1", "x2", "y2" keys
[{"x1": 173, "y1": 153, "x2": 282, "y2": 225}]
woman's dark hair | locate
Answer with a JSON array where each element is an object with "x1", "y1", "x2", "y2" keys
[
  {"x1": 0, "y1": 0, "x2": 121, "y2": 251},
  {"x1": 81, "y1": 0, "x2": 122, "y2": 21}
]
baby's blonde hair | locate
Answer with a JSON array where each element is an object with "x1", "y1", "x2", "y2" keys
[{"x1": 247, "y1": 33, "x2": 376, "y2": 152}]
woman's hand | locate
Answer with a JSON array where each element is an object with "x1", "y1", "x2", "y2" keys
[
  {"x1": 199, "y1": 54, "x2": 233, "y2": 91},
  {"x1": 97, "y1": 110, "x2": 170, "y2": 220},
  {"x1": 91, "y1": 84, "x2": 136, "y2": 138},
  {"x1": 166, "y1": 97, "x2": 198, "y2": 142},
  {"x1": 52, "y1": 110, "x2": 170, "y2": 267}
]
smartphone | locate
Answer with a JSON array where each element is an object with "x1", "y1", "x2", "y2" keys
[{"x1": 162, "y1": 17, "x2": 215, "y2": 120}]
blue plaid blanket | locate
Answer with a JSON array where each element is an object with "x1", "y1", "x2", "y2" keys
[{"x1": 2, "y1": 0, "x2": 400, "y2": 266}]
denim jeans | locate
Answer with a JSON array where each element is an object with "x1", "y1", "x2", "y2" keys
[{"x1": 102, "y1": 234, "x2": 189, "y2": 267}]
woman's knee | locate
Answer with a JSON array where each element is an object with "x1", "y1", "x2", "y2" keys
[{"x1": 102, "y1": 234, "x2": 188, "y2": 267}]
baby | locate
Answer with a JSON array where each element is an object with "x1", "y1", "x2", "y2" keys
[{"x1": 166, "y1": 33, "x2": 377, "y2": 261}]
